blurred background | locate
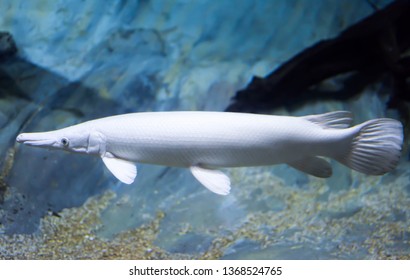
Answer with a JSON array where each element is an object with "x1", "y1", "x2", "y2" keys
[{"x1": 0, "y1": 0, "x2": 409, "y2": 259}]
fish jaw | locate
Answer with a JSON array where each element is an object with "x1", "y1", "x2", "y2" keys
[
  {"x1": 16, "y1": 132, "x2": 58, "y2": 148},
  {"x1": 16, "y1": 132, "x2": 55, "y2": 146}
]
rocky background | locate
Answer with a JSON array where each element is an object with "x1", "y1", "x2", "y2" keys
[{"x1": 1, "y1": 0, "x2": 409, "y2": 259}]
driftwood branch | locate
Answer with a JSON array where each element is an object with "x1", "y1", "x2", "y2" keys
[{"x1": 226, "y1": 0, "x2": 410, "y2": 114}]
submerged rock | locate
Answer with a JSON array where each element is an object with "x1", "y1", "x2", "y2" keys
[
  {"x1": 1, "y1": 0, "x2": 409, "y2": 259},
  {"x1": 0, "y1": 32, "x2": 17, "y2": 60}
]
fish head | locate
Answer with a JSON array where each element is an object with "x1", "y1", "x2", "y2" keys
[{"x1": 16, "y1": 126, "x2": 91, "y2": 154}]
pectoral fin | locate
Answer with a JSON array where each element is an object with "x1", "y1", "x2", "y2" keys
[
  {"x1": 190, "y1": 166, "x2": 231, "y2": 195},
  {"x1": 102, "y1": 153, "x2": 137, "y2": 184},
  {"x1": 288, "y1": 156, "x2": 332, "y2": 178}
]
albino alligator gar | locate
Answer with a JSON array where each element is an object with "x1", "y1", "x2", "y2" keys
[{"x1": 16, "y1": 111, "x2": 403, "y2": 195}]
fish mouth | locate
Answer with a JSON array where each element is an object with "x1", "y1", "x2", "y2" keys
[{"x1": 16, "y1": 133, "x2": 56, "y2": 147}]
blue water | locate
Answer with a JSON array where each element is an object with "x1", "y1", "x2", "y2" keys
[{"x1": 1, "y1": 0, "x2": 409, "y2": 259}]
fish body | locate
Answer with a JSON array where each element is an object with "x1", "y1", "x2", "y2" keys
[
  {"x1": 16, "y1": 111, "x2": 403, "y2": 195},
  {"x1": 88, "y1": 112, "x2": 344, "y2": 167}
]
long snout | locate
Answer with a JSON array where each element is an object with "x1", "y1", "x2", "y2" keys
[{"x1": 16, "y1": 132, "x2": 56, "y2": 147}]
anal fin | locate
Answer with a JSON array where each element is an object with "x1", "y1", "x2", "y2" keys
[
  {"x1": 288, "y1": 156, "x2": 332, "y2": 178},
  {"x1": 102, "y1": 153, "x2": 137, "y2": 184},
  {"x1": 190, "y1": 166, "x2": 231, "y2": 195}
]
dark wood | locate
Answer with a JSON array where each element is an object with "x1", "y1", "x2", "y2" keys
[{"x1": 226, "y1": 0, "x2": 410, "y2": 114}]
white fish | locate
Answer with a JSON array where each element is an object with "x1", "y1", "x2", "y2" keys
[{"x1": 16, "y1": 111, "x2": 403, "y2": 195}]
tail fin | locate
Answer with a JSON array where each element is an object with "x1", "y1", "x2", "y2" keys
[{"x1": 338, "y1": 118, "x2": 403, "y2": 175}]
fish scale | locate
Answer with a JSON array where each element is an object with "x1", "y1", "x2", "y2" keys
[{"x1": 16, "y1": 111, "x2": 403, "y2": 196}]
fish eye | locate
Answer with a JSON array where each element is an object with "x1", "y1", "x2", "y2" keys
[{"x1": 61, "y1": 137, "x2": 69, "y2": 147}]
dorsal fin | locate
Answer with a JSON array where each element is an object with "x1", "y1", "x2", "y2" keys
[{"x1": 303, "y1": 111, "x2": 353, "y2": 129}]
